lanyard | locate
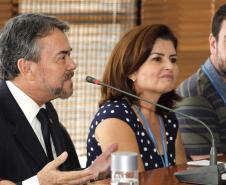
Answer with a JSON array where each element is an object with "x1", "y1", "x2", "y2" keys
[
  {"x1": 134, "y1": 105, "x2": 169, "y2": 167},
  {"x1": 201, "y1": 59, "x2": 226, "y2": 105}
]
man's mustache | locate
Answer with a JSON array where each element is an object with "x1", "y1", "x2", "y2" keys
[{"x1": 64, "y1": 71, "x2": 74, "y2": 80}]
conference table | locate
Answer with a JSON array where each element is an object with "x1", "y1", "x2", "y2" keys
[{"x1": 90, "y1": 156, "x2": 226, "y2": 185}]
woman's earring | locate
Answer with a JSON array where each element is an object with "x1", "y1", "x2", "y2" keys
[{"x1": 132, "y1": 79, "x2": 136, "y2": 82}]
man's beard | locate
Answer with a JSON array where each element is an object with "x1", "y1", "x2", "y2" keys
[
  {"x1": 216, "y1": 55, "x2": 226, "y2": 76},
  {"x1": 49, "y1": 71, "x2": 74, "y2": 99},
  {"x1": 50, "y1": 86, "x2": 72, "y2": 99}
]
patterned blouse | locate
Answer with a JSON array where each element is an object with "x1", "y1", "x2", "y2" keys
[{"x1": 86, "y1": 99, "x2": 178, "y2": 170}]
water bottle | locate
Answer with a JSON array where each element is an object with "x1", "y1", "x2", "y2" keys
[{"x1": 111, "y1": 152, "x2": 139, "y2": 185}]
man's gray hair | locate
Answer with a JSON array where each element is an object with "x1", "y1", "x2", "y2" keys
[{"x1": 0, "y1": 13, "x2": 69, "y2": 80}]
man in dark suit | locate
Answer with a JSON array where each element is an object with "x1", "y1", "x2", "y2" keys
[{"x1": 0, "y1": 13, "x2": 117, "y2": 185}]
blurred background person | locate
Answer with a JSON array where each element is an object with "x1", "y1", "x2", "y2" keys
[{"x1": 175, "y1": 3, "x2": 226, "y2": 161}]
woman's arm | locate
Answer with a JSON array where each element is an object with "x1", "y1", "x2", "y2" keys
[{"x1": 95, "y1": 118, "x2": 145, "y2": 172}]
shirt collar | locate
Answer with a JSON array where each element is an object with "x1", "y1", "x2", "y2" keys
[
  {"x1": 203, "y1": 58, "x2": 226, "y2": 86},
  {"x1": 201, "y1": 58, "x2": 226, "y2": 104},
  {"x1": 6, "y1": 81, "x2": 45, "y2": 123}
]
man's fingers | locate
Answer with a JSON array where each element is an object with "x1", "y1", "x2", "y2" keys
[
  {"x1": 108, "y1": 143, "x2": 118, "y2": 153},
  {"x1": 57, "y1": 168, "x2": 94, "y2": 184},
  {"x1": 102, "y1": 143, "x2": 118, "y2": 157},
  {"x1": 47, "y1": 151, "x2": 68, "y2": 169},
  {"x1": 61, "y1": 168, "x2": 93, "y2": 180},
  {"x1": 88, "y1": 143, "x2": 117, "y2": 177}
]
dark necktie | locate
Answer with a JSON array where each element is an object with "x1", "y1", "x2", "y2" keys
[{"x1": 37, "y1": 108, "x2": 54, "y2": 162}]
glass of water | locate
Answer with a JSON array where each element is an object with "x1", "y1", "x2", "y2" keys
[{"x1": 111, "y1": 152, "x2": 139, "y2": 185}]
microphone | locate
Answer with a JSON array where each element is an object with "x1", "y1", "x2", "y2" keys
[{"x1": 86, "y1": 75, "x2": 226, "y2": 185}]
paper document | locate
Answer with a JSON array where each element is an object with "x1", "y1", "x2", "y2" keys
[{"x1": 187, "y1": 160, "x2": 223, "y2": 166}]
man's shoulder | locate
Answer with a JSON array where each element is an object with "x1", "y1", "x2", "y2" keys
[
  {"x1": 175, "y1": 96, "x2": 213, "y2": 110},
  {"x1": 177, "y1": 68, "x2": 209, "y2": 98},
  {"x1": 175, "y1": 68, "x2": 213, "y2": 109}
]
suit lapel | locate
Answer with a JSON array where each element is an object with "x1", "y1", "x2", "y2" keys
[
  {"x1": 0, "y1": 80, "x2": 48, "y2": 168},
  {"x1": 14, "y1": 119, "x2": 49, "y2": 168},
  {"x1": 46, "y1": 103, "x2": 73, "y2": 171}
]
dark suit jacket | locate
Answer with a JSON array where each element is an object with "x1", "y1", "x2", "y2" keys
[{"x1": 0, "y1": 80, "x2": 81, "y2": 182}]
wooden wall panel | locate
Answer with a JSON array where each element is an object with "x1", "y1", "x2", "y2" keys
[{"x1": 0, "y1": 0, "x2": 18, "y2": 28}]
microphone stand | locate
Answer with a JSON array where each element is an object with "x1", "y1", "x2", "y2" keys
[{"x1": 86, "y1": 76, "x2": 226, "y2": 185}]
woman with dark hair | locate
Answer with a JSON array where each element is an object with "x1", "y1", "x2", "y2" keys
[{"x1": 86, "y1": 24, "x2": 187, "y2": 171}]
